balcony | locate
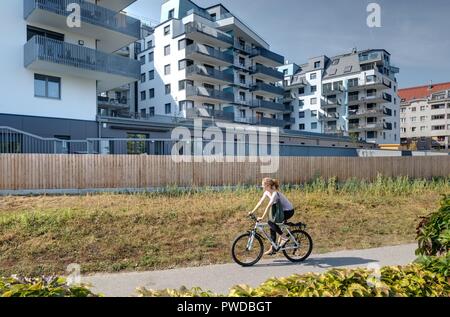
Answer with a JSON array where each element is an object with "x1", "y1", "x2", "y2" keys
[
  {"x1": 186, "y1": 86, "x2": 235, "y2": 103},
  {"x1": 97, "y1": 96, "x2": 129, "y2": 110},
  {"x1": 234, "y1": 41, "x2": 253, "y2": 55},
  {"x1": 359, "y1": 52, "x2": 383, "y2": 64},
  {"x1": 185, "y1": 44, "x2": 233, "y2": 66},
  {"x1": 348, "y1": 122, "x2": 384, "y2": 132},
  {"x1": 250, "y1": 99, "x2": 291, "y2": 113},
  {"x1": 324, "y1": 125, "x2": 341, "y2": 134},
  {"x1": 250, "y1": 82, "x2": 284, "y2": 97},
  {"x1": 322, "y1": 85, "x2": 344, "y2": 96},
  {"x1": 348, "y1": 107, "x2": 384, "y2": 118},
  {"x1": 24, "y1": 36, "x2": 141, "y2": 92},
  {"x1": 185, "y1": 65, "x2": 234, "y2": 85},
  {"x1": 23, "y1": 0, "x2": 140, "y2": 53},
  {"x1": 347, "y1": 78, "x2": 392, "y2": 92},
  {"x1": 319, "y1": 112, "x2": 340, "y2": 121},
  {"x1": 250, "y1": 64, "x2": 284, "y2": 82},
  {"x1": 321, "y1": 98, "x2": 342, "y2": 109},
  {"x1": 250, "y1": 47, "x2": 285, "y2": 67},
  {"x1": 185, "y1": 108, "x2": 234, "y2": 121},
  {"x1": 183, "y1": 22, "x2": 234, "y2": 48},
  {"x1": 97, "y1": 0, "x2": 137, "y2": 12}
]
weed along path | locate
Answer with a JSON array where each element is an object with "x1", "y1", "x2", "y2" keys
[{"x1": 82, "y1": 244, "x2": 417, "y2": 297}]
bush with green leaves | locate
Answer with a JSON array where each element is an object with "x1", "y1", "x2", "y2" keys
[
  {"x1": 0, "y1": 276, "x2": 99, "y2": 297},
  {"x1": 415, "y1": 253, "x2": 450, "y2": 278},
  {"x1": 139, "y1": 262, "x2": 450, "y2": 298},
  {"x1": 416, "y1": 195, "x2": 450, "y2": 257}
]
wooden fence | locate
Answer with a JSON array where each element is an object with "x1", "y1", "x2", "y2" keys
[{"x1": 0, "y1": 154, "x2": 449, "y2": 191}]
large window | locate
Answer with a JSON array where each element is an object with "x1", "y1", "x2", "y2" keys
[
  {"x1": 165, "y1": 84, "x2": 171, "y2": 95},
  {"x1": 164, "y1": 64, "x2": 171, "y2": 75},
  {"x1": 34, "y1": 74, "x2": 60, "y2": 99},
  {"x1": 149, "y1": 70, "x2": 155, "y2": 80},
  {"x1": 165, "y1": 103, "x2": 171, "y2": 114},
  {"x1": 164, "y1": 25, "x2": 171, "y2": 36},
  {"x1": 164, "y1": 45, "x2": 171, "y2": 56},
  {"x1": 149, "y1": 88, "x2": 155, "y2": 98}
]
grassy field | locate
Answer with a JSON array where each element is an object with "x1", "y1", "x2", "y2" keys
[{"x1": 0, "y1": 176, "x2": 449, "y2": 277}]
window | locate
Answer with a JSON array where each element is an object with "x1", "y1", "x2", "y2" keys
[
  {"x1": 400, "y1": 118, "x2": 406, "y2": 123},
  {"x1": 283, "y1": 69, "x2": 288, "y2": 76},
  {"x1": 239, "y1": 91, "x2": 246, "y2": 101},
  {"x1": 311, "y1": 122, "x2": 318, "y2": 129},
  {"x1": 310, "y1": 73, "x2": 317, "y2": 80},
  {"x1": 314, "y1": 61, "x2": 321, "y2": 68},
  {"x1": 34, "y1": 74, "x2": 61, "y2": 99},
  {"x1": 240, "y1": 74, "x2": 246, "y2": 85},
  {"x1": 311, "y1": 110, "x2": 317, "y2": 118},
  {"x1": 420, "y1": 116, "x2": 427, "y2": 122},
  {"x1": 420, "y1": 126, "x2": 426, "y2": 132},
  {"x1": 178, "y1": 59, "x2": 193, "y2": 70},
  {"x1": 140, "y1": 73, "x2": 146, "y2": 83},
  {"x1": 149, "y1": 88, "x2": 155, "y2": 98},
  {"x1": 140, "y1": 55, "x2": 145, "y2": 64},
  {"x1": 310, "y1": 98, "x2": 317, "y2": 105},
  {"x1": 27, "y1": 26, "x2": 64, "y2": 41},
  {"x1": 164, "y1": 25, "x2": 170, "y2": 36},
  {"x1": 344, "y1": 66, "x2": 352, "y2": 73},
  {"x1": 164, "y1": 64, "x2": 171, "y2": 75},
  {"x1": 311, "y1": 85, "x2": 317, "y2": 93},
  {"x1": 178, "y1": 39, "x2": 186, "y2": 50},
  {"x1": 432, "y1": 114, "x2": 445, "y2": 120},
  {"x1": 239, "y1": 109, "x2": 246, "y2": 118},
  {"x1": 332, "y1": 59, "x2": 340, "y2": 65},
  {"x1": 411, "y1": 107, "x2": 416, "y2": 112},
  {"x1": 180, "y1": 100, "x2": 194, "y2": 111},
  {"x1": 168, "y1": 9, "x2": 174, "y2": 19},
  {"x1": 299, "y1": 111, "x2": 305, "y2": 118},
  {"x1": 140, "y1": 108, "x2": 147, "y2": 117},
  {"x1": 147, "y1": 40, "x2": 153, "y2": 49},
  {"x1": 348, "y1": 78, "x2": 358, "y2": 88},
  {"x1": 179, "y1": 80, "x2": 193, "y2": 91},
  {"x1": 165, "y1": 103, "x2": 171, "y2": 114},
  {"x1": 420, "y1": 106, "x2": 426, "y2": 111},
  {"x1": 299, "y1": 124, "x2": 305, "y2": 130},
  {"x1": 148, "y1": 52, "x2": 154, "y2": 62},
  {"x1": 165, "y1": 84, "x2": 171, "y2": 95},
  {"x1": 149, "y1": 70, "x2": 154, "y2": 80},
  {"x1": 149, "y1": 107, "x2": 155, "y2": 117},
  {"x1": 298, "y1": 87, "x2": 305, "y2": 95},
  {"x1": 412, "y1": 127, "x2": 417, "y2": 132},
  {"x1": 239, "y1": 57, "x2": 245, "y2": 67},
  {"x1": 298, "y1": 99, "x2": 304, "y2": 109},
  {"x1": 140, "y1": 91, "x2": 146, "y2": 101},
  {"x1": 411, "y1": 117, "x2": 417, "y2": 122},
  {"x1": 164, "y1": 45, "x2": 170, "y2": 56}
]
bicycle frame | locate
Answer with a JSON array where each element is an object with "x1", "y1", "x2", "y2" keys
[{"x1": 248, "y1": 221, "x2": 300, "y2": 252}]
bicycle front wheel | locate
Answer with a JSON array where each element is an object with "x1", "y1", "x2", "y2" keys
[
  {"x1": 283, "y1": 230, "x2": 313, "y2": 263},
  {"x1": 231, "y1": 232, "x2": 264, "y2": 267}
]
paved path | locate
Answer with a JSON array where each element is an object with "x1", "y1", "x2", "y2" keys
[{"x1": 82, "y1": 244, "x2": 417, "y2": 297}]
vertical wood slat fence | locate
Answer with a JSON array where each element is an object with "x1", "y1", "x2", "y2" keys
[{"x1": 0, "y1": 154, "x2": 449, "y2": 191}]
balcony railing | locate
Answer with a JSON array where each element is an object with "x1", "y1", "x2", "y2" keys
[
  {"x1": 319, "y1": 112, "x2": 340, "y2": 121},
  {"x1": 348, "y1": 123, "x2": 384, "y2": 131},
  {"x1": 251, "y1": 99, "x2": 289, "y2": 112},
  {"x1": 249, "y1": 65, "x2": 284, "y2": 81},
  {"x1": 347, "y1": 78, "x2": 392, "y2": 91},
  {"x1": 250, "y1": 47, "x2": 284, "y2": 65},
  {"x1": 359, "y1": 52, "x2": 382, "y2": 63},
  {"x1": 24, "y1": 0, "x2": 140, "y2": 38},
  {"x1": 97, "y1": 96, "x2": 129, "y2": 109},
  {"x1": 323, "y1": 85, "x2": 344, "y2": 95},
  {"x1": 250, "y1": 82, "x2": 285, "y2": 96},
  {"x1": 183, "y1": 22, "x2": 234, "y2": 45},
  {"x1": 24, "y1": 36, "x2": 141, "y2": 79},
  {"x1": 348, "y1": 108, "x2": 384, "y2": 117},
  {"x1": 186, "y1": 65, "x2": 234, "y2": 83},
  {"x1": 185, "y1": 44, "x2": 234, "y2": 64},
  {"x1": 185, "y1": 108, "x2": 234, "y2": 121},
  {"x1": 186, "y1": 86, "x2": 235, "y2": 103}
]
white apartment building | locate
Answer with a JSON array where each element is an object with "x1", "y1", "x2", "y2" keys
[
  {"x1": 136, "y1": 0, "x2": 290, "y2": 129},
  {"x1": 399, "y1": 82, "x2": 450, "y2": 150},
  {"x1": 0, "y1": 0, "x2": 141, "y2": 140},
  {"x1": 280, "y1": 49, "x2": 401, "y2": 146}
]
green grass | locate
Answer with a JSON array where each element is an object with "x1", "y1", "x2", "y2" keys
[{"x1": 0, "y1": 176, "x2": 449, "y2": 277}]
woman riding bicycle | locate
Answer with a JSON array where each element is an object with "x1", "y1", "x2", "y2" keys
[{"x1": 249, "y1": 178, "x2": 295, "y2": 256}]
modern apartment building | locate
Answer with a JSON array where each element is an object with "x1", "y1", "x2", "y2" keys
[
  {"x1": 135, "y1": 0, "x2": 291, "y2": 129},
  {"x1": 399, "y1": 82, "x2": 450, "y2": 150},
  {"x1": 280, "y1": 49, "x2": 401, "y2": 146},
  {"x1": 0, "y1": 0, "x2": 141, "y2": 140}
]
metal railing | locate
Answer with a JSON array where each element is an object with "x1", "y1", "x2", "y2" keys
[
  {"x1": 97, "y1": 96, "x2": 129, "y2": 109},
  {"x1": 186, "y1": 65, "x2": 234, "y2": 83},
  {"x1": 251, "y1": 99, "x2": 287, "y2": 112},
  {"x1": 185, "y1": 43, "x2": 234, "y2": 64},
  {"x1": 250, "y1": 64, "x2": 284, "y2": 80},
  {"x1": 250, "y1": 82, "x2": 285, "y2": 96},
  {"x1": 348, "y1": 108, "x2": 384, "y2": 117},
  {"x1": 348, "y1": 123, "x2": 384, "y2": 131},
  {"x1": 250, "y1": 47, "x2": 284, "y2": 65},
  {"x1": 186, "y1": 86, "x2": 235, "y2": 103},
  {"x1": 23, "y1": 0, "x2": 140, "y2": 38},
  {"x1": 24, "y1": 36, "x2": 141, "y2": 79},
  {"x1": 185, "y1": 108, "x2": 234, "y2": 121},
  {"x1": 183, "y1": 22, "x2": 234, "y2": 45}
]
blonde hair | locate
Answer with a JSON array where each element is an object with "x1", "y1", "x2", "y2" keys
[{"x1": 262, "y1": 178, "x2": 280, "y2": 190}]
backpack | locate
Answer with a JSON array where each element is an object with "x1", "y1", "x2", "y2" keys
[{"x1": 270, "y1": 192, "x2": 284, "y2": 224}]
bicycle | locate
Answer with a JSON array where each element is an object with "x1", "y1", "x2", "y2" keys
[{"x1": 231, "y1": 214, "x2": 313, "y2": 267}]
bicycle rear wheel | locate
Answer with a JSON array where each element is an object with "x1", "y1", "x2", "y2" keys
[
  {"x1": 231, "y1": 232, "x2": 264, "y2": 267},
  {"x1": 283, "y1": 230, "x2": 313, "y2": 263}
]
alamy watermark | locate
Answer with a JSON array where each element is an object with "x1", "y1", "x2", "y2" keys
[
  {"x1": 367, "y1": 3, "x2": 382, "y2": 28},
  {"x1": 66, "y1": 3, "x2": 81, "y2": 28},
  {"x1": 171, "y1": 119, "x2": 280, "y2": 174}
]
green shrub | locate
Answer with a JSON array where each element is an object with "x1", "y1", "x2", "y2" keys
[
  {"x1": 415, "y1": 253, "x2": 450, "y2": 278},
  {"x1": 139, "y1": 264, "x2": 450, "y2": 298},
  {"x1": 416, "y1": 195, "x2": 450, "y2": 256},
  {"x1": 0, "y1": 276, "x2": 99, "y2": 297}
]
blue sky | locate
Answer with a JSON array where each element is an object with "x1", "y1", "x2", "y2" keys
[{"x1": 127, "y1": 0, "x2": 450, "y2": 88}]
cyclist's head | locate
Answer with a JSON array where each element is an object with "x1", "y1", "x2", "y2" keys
[{"x1": 262, "y1": 178, "x2": 280, "y2": 191}]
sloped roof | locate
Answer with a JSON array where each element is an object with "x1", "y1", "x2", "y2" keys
[{"x1": 398, "y1": 82, "x2": 450, "y2": 102}]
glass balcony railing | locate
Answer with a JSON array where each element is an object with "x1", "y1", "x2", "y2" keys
[
  {"x1": 186, "y1": 65, "x2": 234, "y2": 83},
  {"x1": 183, "y1": 22, "x2": 234, "y2": 45},
  {"x1": 23, "y1": 0, "x2": 140, "y2": 38},
  {"x1": 185, "y1": 44, "x2": 234, "y2": 64},
  {"x1": 185, "y1": 108, "x2": 234, "y2": 121},
  {"x1": 250, "y1": 47, "x2": 284, "y2": 65},
  {"x1": 250, "y1": 82, "x2": 285, "y2": 96},
  {"x1": 186, "y1": 86, "x2": 235, "y2": 103},
  {"x1": 251, "y1": 99, "x2": 289, "y2": 112},
  {"x1": 24, "y1": 36, "x2": 141, "y2": 79},
  {"x1": 249, "y1": 65, "x2": 284, "y2": 81}
]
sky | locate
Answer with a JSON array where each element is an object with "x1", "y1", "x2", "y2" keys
[{"x1": 126, "y1": 0, "x2": 450, "y2": 89}]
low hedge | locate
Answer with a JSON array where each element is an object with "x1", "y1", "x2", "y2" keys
[
  {"x1": 0, "y1": 276, "x2": 99, "y2": 297},
  {"x1": 139, "y1": 263, "x2": 450, "y2": 297}
]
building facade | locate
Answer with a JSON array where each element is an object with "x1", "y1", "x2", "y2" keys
[
  {"x1": 0, "y1": 0, "x2": 141, "y2": 140},
  {"x1": 280, "y1": 49, "x2": 401, "y2": 146},
  {"x1": 135, "y1": 0, "x2": 291, "y2": 129},
  {"x1": 399, "y1": 82, "x2": 450, "y2": 150}
]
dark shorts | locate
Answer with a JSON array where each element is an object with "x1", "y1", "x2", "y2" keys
[{"x1": 269, "y1": 209, "x2": 295, "y2": 236}]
